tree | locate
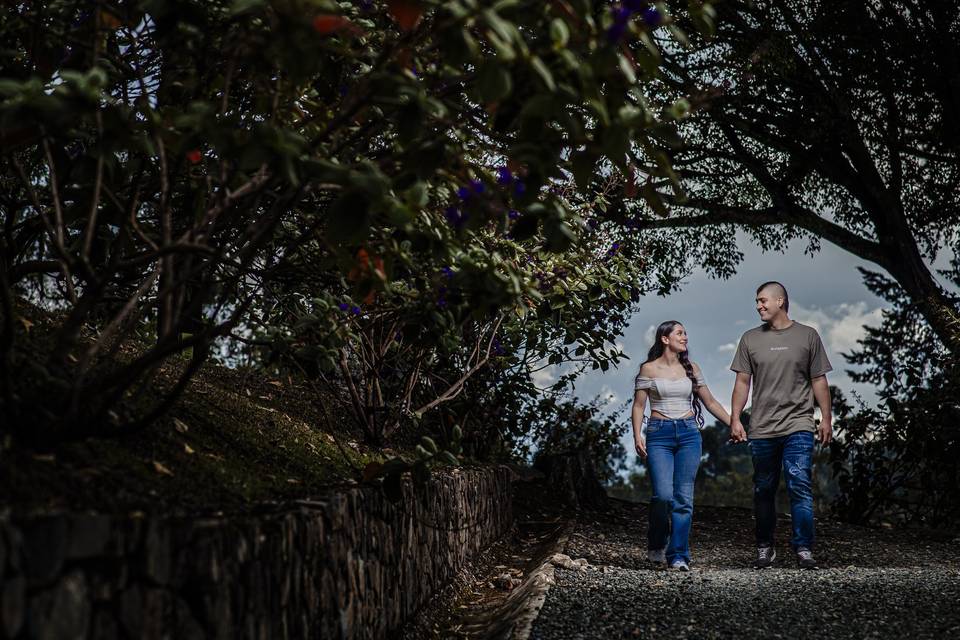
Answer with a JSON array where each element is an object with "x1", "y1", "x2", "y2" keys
[
  {"x1": 627, "y1": 0, "x2": 960, "y2": 354},
  {"x1": 0, "y1": 1, "x2": 713, "y2": 442},
  {"x1": 830, "y1": 267, "x2": 960, "y2": 527}
]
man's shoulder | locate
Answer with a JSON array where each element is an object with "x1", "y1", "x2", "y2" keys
[
  {"x1": 790, "y1": 321, "x2": 823, "y2": 338},
  {"x1": 739, "y1": 324, "x2": 768, "y2": 341}
]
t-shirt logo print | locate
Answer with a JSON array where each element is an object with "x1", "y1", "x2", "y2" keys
[{"x1": 770, "y1": 346, "x2": 789, "y2": 351}]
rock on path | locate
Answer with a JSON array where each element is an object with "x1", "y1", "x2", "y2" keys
[{"x1": 529, "y1": 500, "x2": 960, "y2": 639}]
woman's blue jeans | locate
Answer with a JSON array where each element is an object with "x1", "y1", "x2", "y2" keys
[
  {"x1": 749, "y1": 430, "x2": 815, "y2": 550},
  {"x1": 646, "y1": 416, "x2": 702, "y2": 564}
]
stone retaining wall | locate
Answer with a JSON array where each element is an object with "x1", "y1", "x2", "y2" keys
[{"x1": 0, "y1": 465, "x2": 513, "y2": 639}]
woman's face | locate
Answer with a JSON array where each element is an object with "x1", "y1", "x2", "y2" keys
[{"x1": 662, "y1": 324, "x2": 688, "y2": 353}]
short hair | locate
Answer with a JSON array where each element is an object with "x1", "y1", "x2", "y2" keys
[{"x1": 756, "y1": 281, "x2": 789, "y2": 312}]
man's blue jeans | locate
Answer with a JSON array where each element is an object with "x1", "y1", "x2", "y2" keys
[
  {"x1": 646, "y1": 416, "x2": 702, "y2": 564},
  {"x1": 749, "y1": 430, "x2": 815, "y2": 550}
]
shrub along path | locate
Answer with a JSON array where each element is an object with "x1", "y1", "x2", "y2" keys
[{"x1": 529, "y1": 499, "x2": 960, "y2": 639}]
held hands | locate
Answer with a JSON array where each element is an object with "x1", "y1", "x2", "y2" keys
[
  {"x1": 816, "y1": 417, "x2": 833, "y2": 445},
  {"x1": 728, "y1": 420, "x2": 748, "y2": 444}
]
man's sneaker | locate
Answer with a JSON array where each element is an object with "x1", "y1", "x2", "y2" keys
[
  {"x1": 670, "y1": 559, "x2": 690, "y2": 571},
  {"x1": 646, "y1": 548, "x2": 666, "y2": 564},
  {"x1": 796, "y1": 547, "x2": 818, "y2": 570},
  {"x1": 754, "y1": 546, "x2": 777, "y2": 569}
]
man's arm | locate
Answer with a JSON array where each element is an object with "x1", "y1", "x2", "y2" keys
[
  {"x1": 729, "y1": 372, "x2": 751, "y2": 443},
  {"x1": 811, "y1": 375, "x2": 832, "y2": 445}
]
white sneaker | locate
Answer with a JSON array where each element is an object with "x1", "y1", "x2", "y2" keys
[
  {"x1": 670, "y1": 559, "x2": 690, "y2": 571},
  {"x1": 647, "y1": 548, "x2": 666, "y2": 564}
]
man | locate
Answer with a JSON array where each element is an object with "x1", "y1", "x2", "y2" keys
[{"x1": 729, "y1": 282, "x2": 833, "y2": 570}]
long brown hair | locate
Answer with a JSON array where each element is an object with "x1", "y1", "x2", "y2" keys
[{"x1": 636, "y1": 320, "x2": 704, "y2": 428}]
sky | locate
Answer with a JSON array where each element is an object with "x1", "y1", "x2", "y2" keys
[{"x1": 554, "y1": 232, "x2": 899, "y2": 473}]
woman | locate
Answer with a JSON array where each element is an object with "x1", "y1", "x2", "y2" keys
[{"x1": 631, "y1": 320, "x2": 730, "y2": 571}]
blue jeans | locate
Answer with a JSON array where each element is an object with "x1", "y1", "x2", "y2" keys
[
  {"x1": 749, "y1": 431, "x2": 815, "y2": 549},
  {"x1": 646, "y1": 416, "x2": 702, "y2": 564}
]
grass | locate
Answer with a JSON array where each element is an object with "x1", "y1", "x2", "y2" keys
[{"x1": 0, "y1": 300, "x2": 401, "y2": 516}]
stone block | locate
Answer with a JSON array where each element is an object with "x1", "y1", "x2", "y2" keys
[
  {"x1": 22, "y1": 517, "x2": 68, "y2": 586},
  {"x1": 1, "y1": 576, "x2": 25, "y2": 639},
  {"x1": 0, "y1": 529, "x2": 6, "y2": 585},
  {"x1": 143, "y1": 521, "x2": 171, "y2": 585},
  {"x1": 66, "y1": 515, "x2": 113, "y2": 559},
  {"x1": 27, "y1": 570, "x2": 90, "y2": 640}
]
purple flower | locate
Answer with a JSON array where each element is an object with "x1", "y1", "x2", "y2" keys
[
  {"x1": 497, "y1": 167, "x2": 513, "y2": 185},
  {"x1": 457, "y1": 186, "x2": 471, "y2": 201},
  {"x1": 338, "y1": 302, "x2": 350, "y2": 311},
  {"x1": 441, "y1": 266, "x2": 454, "y2": 278},
  {"x1": 338, "y1": 84, "x2": 349, "y2": 97},
  {"x1": 350, "y1": 305, "x2": 361, "y2": 315},
  {"x1": 606, "y1": 21, "x2": 627, "y2": 43},
  {"x1": 508, "y1": 209, "x2": 520, "y2": 220},
  {"x1": 612, "y1": 6, "x2": 631, "y2": 23},
  {"x1": 641, "y1": 7, "x2": 662, "y2": 27},
  {"x1": 513, "y1": 181, "x2": 526, "y2": 196},
  {"x1": 410, "y1": 66, "x2": 419, "y2": 78},
  {"x1": 470, "y1": 179, "x2": 485, "y2": 194},
  {"x1": 588, "y1": 218, "x2": 599, "y2": 229},
  {"x1": 445, "y1": 206, "x2": 467, "y2": 228}
]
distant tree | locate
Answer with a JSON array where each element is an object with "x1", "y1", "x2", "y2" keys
[{"x1": 830, "y1": 266, "x2": 960, "y2": 527}]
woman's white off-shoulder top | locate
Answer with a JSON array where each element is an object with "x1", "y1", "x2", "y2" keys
[{"x1": 634, "y1": 373, "x2": 705, "y2": 420}]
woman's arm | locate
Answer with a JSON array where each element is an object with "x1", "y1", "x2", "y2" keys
[
  {"x1": 695, "y1": 384, "x2": 731, "y2": 426},
  {"x1": 691, "y1": 362, "x2": 731, "y2": 426},
  {"x1": 631, "y1": 388, "x2": 648, "y2": 457}
]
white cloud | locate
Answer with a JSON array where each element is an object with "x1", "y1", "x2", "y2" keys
[
  {"x1": 643, "y1": 324, "x2": 656, "y2": 349},
  {"x1": 598, "y1": 384, "x2": 620, "y2": 406},
  {"x1": 717, "y1": 342, "x2": 737, "y2": 353},
  {"x1": 791, "y1": 301, "x2": 884, "y2": 356},
  {"x1": 530, "y1": 366, "x2": 557, "y2": 388}
]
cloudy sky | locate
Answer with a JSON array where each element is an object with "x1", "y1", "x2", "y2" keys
[{"x1": 558, "y1": 232, "x2": 940, "y2": 473}]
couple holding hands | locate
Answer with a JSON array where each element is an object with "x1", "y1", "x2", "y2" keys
[{"x1": 631, "y1": 281, "x2": 833, "y2": 571}]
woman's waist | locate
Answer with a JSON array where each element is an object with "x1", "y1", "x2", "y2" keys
[{"x1": 648, "y1": 411, "x2": 695, "y2": 422}]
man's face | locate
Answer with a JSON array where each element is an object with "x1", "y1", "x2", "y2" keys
[{"x1": 756, "y1": 289, "x2": 781, "y2": 321}]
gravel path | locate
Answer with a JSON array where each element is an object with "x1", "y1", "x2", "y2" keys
[{"x1": 530, "y1": 500, "x2": 960, "y2": 639}]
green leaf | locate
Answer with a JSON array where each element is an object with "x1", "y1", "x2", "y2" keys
[
  {"x1": 230, "y1": 0, "x2": 265, "y2": 15},
  {"x1": 420, "y1": 435, "x2": 439, "y2": 454},
  {"x1": 475, "y1": 61, "x2": 513, "y2": 103},
  {"x1": 668, "y1": 98, "x2": 691, "y2": 120},
  {"x1": 530, "y1": 56, "x2": 556, "y2": 92},
  {"x1": 550, "y1": 18, "x2": 570, "y2": 48},
  {"x1": 486, "y1": 30, "x2": 517, "y2": 61},
  {"x1": 618, "y1": 54, "x2": 637, "y2": 85},
  {"x1": 452, "y1": 424, "x2": 463, "y2": 442},
  {"x1": 440, "y1": 451, "x2": 459, "y2": 466}
]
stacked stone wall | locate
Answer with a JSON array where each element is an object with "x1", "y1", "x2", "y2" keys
[{"x1": 0, "y1": 466, "x2": 513, "y2": 639}]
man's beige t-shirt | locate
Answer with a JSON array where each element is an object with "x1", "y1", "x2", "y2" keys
[{"x1": 730, "y1": 321, "x2": 832, "y2": 439}]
